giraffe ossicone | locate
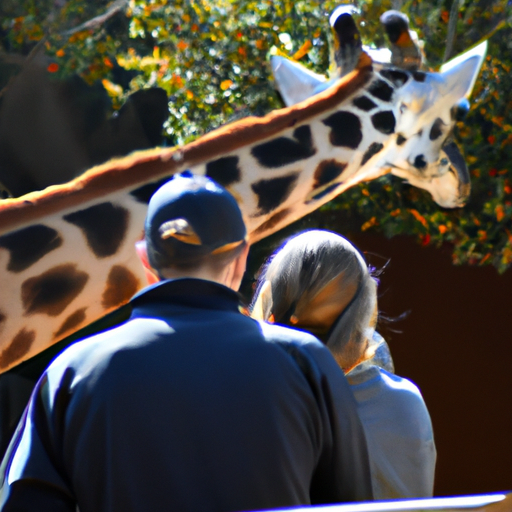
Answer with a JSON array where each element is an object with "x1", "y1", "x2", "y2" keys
[{"x1": 0, "y1": 7, "x2": 486, "y2": 372}]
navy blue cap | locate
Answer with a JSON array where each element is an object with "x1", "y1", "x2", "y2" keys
[{"x1": 145, "y1": 174, "x2": 246, "y2": 268}]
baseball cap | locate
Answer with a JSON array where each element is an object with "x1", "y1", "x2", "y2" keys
[{"x1": 145, "y1": 173, "x2": 247, "y2": 268}]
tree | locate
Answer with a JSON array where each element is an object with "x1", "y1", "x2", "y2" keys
[{"x1": 2, "y1": 0, "x2": 512, "y2": 270}]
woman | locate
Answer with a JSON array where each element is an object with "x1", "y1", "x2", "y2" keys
[{"x1": 251, "y1": 230, "x2": 436, "y2": 500}]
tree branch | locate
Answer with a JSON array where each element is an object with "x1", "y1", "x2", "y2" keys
[
  {"x1": 62, "y1": 0, "x2": 128, "y2": 36},
  {"x1": 443, "y1": 0, "x2": 462, "y2": 63}
]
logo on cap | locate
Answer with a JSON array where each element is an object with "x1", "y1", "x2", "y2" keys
[{"x1": 159, "y1": 218, "x2": 202, "y2": 246}]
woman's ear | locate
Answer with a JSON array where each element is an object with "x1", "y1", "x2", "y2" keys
[
  {"x1": 362, "y1": 326, "x2": 379, "y2": 360},
  {"x1": 135, "y1": 240, "x2": 159, "y2": 285},
  {"x1": 251, "y1": 280, "x2": 273, "y2": 321}
]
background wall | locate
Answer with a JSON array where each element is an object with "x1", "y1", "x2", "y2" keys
[{"x1": 347, "y1": 233, "x2": 512, "y2": 496}]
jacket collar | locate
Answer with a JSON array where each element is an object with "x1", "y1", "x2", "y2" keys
[{"x1": 131, "y1": 278, "x2": 242, "y2": 313}]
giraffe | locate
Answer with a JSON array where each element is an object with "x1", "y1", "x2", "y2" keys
[{"x1": 0, "y1": 7, "x2": 486, "y2": 374}]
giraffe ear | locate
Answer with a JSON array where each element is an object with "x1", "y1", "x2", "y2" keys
[
  {"x1": 270, "y1": 56, "x2": 327, "y2": 107},
  {"x1": 251, "y1": 280, "x2": 273, "y2": 321},
  {"x1": 135, "y1": 240, "x2": 159, "y2": 285},
  {"x1": 440, "y1": 40, "x2": 488, "y2": 100}
]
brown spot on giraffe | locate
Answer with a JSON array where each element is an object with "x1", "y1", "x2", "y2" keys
[
  {"x1": 429, "y1": 118, "x2": 445, "y2": 141},
  {"x1": 313, "y1": 160, "x2": 348, "y2": 189},
  {"x1": 63, "y1": 202, "x2": 130, "y2": 258},
  {"x1": 371, "y1": 111, "x2": 396, "y2": 135},
  {"x1": 251, "y1": 173, "x2": 299, "y2": 216},
  {"x1": 0, "y1": 328, "x2": 35, "y2": 370},
  {"x1": 130, "y1": 177, "x2": 171, "y2": 204},
  {"x1": 253, "y1": 209, "x2": 292, "y2": 237},
  {"x1": 412, "y1": 71, "x2": 427, "y2": 82},
  {"x1": 0, "y1": 224, "x2": 62, "y2": 273},
  {"x1": 251, "y1": 125, "x2": 316, "y2": 168},
  {"x1": 22, "y1": 264, "x2": 89, "y2": 317},
  {"x1": 368, "y1": 79, "x2": 394, "y2": 102},
  {"x1": 352, "y1": 96, "x2": 377, "y2": 112},
  {"x1": 396, "y1": 133, "x2": 407, "y2": 145},
  {"x1": 379, "y1": 69, "x2": 409, "y2": 87},
  {"x1": 54, "y1": 307, "x2": 87, "y2": 338},
  {"x1": 322, "y1": 111, "x2": 362, "y2": 149},
  {"x1": 361, "y1": 142, "x2": 384, "y2": 166},
  {"x1": 206, "y1": 156, "x2": 241, "y2": 187},
  {"x1": 102, "y1": 265, "x2": 140, "y2": 310}
]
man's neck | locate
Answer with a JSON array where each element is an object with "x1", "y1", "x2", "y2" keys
[{"x1": 159, "y1": 266, "x2": 232, "y2": 289}]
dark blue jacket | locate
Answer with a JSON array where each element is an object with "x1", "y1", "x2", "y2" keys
[{"x1": 1, "y1": 278, "x2": 372, "y2": 512}]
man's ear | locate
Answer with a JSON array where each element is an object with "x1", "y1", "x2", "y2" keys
[
  {"x1": 135, "y1": 240, "x2": 160, "y2": 285},
  {"x1": 228, "y1": 244, "x2": 250, "y2": 291}
]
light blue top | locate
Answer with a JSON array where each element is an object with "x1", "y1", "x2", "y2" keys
[{"x1": 347, "y1": 362, "x2": 436, "y2": 500}]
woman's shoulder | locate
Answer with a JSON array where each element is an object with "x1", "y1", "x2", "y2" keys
[
  {"x1": 378, "y1": 368, "x2": 430, "y2": 408},
  {"x1": 351, "y1": 366, "x2": 431, "y2": 415},
  {"x1": 372, "y1": 368, "x2": 434, "y2": 430}
]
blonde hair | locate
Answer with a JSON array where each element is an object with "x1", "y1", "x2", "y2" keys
[{"x1": 251, "y1": 230, "x2": 378, "y2": 372}]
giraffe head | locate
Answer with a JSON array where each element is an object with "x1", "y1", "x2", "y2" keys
[{"x1": 271, "y1": 7, "x2": 486, "y2": 208}]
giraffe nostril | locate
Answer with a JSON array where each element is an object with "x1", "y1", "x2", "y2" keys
[{"x1": 413, "y1": 155, "x2": 427, "y2": 170}]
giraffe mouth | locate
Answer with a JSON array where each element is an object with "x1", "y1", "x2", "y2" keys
[{"x1": 388, "y1": 161, "x2": 458, "y2": 181}]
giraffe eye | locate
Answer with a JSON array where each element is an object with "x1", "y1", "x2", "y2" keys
[
  {"x1": 440, "y1": 158, "x2": 449, "y2": 166},
  {"x1": 399, "y1": 103, "x2": 407, "y2": 114}
]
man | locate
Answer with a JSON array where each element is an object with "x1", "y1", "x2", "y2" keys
[{"x1": 0, "y1": 174, "x2": 373, "y2": 512}]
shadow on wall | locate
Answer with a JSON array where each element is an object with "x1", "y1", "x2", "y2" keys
[
  {"x1": 347, "y1": 233, "x2": 512, "y2": 497},
  {"x1": 0, "y1": 51, "x2": 170, "y2": 197}
]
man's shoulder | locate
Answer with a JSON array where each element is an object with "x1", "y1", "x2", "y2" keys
[
  {"x1": 256, "y1": 320, "x2": 322, "y2": 347},
  {"x1": 255, "y1": 320, "x2": 343, "y2": 371},
  {"x1": 45, "y1": 317, "x2": 155, "y2": 376}
]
